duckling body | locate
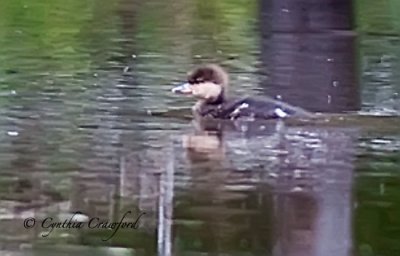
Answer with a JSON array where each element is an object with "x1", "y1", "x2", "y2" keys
[
  {"x1": 172, "y1": 64, "x2": 313, "y2": 120},
  {"x1": 194, "y1": 95, "x2": 312, "y2": 120}
]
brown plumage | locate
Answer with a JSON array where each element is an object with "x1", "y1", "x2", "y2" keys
[{"x1": 172, "y1": 64, "x2": 313, "y2": 120}]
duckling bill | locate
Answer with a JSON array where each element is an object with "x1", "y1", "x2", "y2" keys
[{"x1": 172, "y1": 64, "x2": 313, "y2": 120}]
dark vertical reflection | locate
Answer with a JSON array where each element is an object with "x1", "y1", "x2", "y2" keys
[
  {"x1": 273, "y1": 183, "x2": 353, "y2": 256},
  {"x1": 273, "y1": 192, "x2": 318, "y2": 256},
  {"x1": 174, "y1": 123, "x2": 357, "y2": 255},
  {"x1": 258, "y1": 2, "x2": 358, "y2": 254},
  {"x1": 259, "y1": 0, "x2": 359, "y2": 113}
]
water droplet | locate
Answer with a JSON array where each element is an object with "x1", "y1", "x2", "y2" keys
[
  {"x1": 294, "y1": 170, "x2": 302, "y2": 179},
  {"x1": 327, "y1": 95, "x2": 331, "y2": 104},
  {"x1": 7, "y1": 131, "x2": 19, "y2": 136},
  {"x1": 332, "y1": 81, "x2": 338, "y2": 87},
  {"x1": 131, "y1": 54, "x2": 137, "y2": 59},
  {"x1": 380, "y1": 183, "x2": 385, "y2": 195},
  {"x1": 291, "y1": 186, "x2": 303, "y2": 192},
  {"x1": 123, "y1": 66, "x2": 130, "y2": 73},
  {"x1": 327, "y1": 58, "x2": 334, "y2": 62},
  {"x1": 269, "y1": 173, "x2": 278, "y2": 178},
  {"x1": 93, "y1": 73, "x2": 98, "y2": 77},
  {"x1": 276, "y1": 95, "x2": 282, "y2": 100},
  {"x1": 282, "y1": 8, "x2": 289, "y2": 13}
]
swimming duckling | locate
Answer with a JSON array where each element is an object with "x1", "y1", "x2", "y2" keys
[{"x1": 172, "y1": 64, "x2": 313, "y2": 120}]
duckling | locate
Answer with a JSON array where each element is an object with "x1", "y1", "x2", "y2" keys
[{"x1": 172, "y1": 64, "x2": 313, "y2": 120}]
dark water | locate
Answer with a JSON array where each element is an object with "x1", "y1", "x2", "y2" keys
[{"x1": 0, "y1": 0, "x2": 399, "y2": 255}]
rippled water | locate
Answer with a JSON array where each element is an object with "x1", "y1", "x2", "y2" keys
[{"x1": 0, "y1": 0, "x2": 399, "y2": 255}]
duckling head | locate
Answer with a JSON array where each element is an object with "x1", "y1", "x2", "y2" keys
[{"x1": 172, "y1": 64, "x2": 229, "y2": 103}]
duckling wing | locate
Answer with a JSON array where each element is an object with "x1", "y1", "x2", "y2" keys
[{"x1": 222, "y1": 97, "x2": 312, "y2": 120}]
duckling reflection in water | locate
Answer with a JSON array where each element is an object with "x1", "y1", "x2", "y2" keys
[
  {"x1": 172, "y1": 64, "x2": 313, "y2": 121},
  {"x1": 182, "y1": 132, "x2": 225, "y2": 164}
]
